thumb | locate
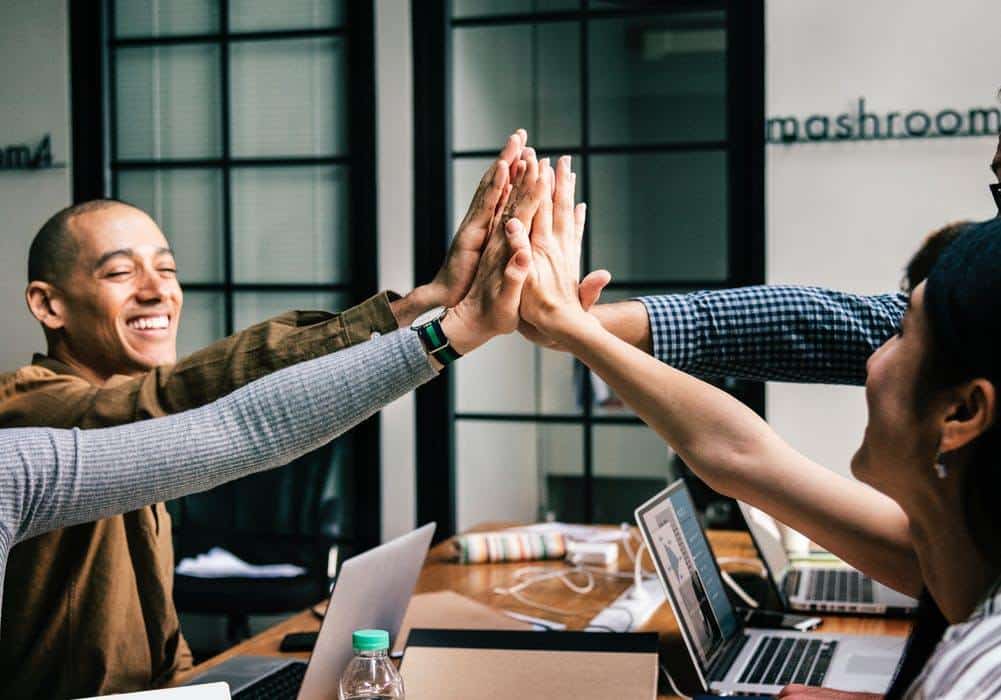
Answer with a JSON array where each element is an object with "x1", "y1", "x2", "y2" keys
[{"x1": 579, "y1": 269, "x2": 612, "y2": 310}]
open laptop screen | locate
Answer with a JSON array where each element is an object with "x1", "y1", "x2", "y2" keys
[
  {"x1": 737, "y1": 501, "x2": 792, "y2": 607},
  {"x1": 636, "y1": 481, "x2": 738, "y2": 673}
]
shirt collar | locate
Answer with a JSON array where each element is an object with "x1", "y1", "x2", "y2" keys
[
  {"x1": 31, "y1": 353, "x2": 89, "y2": 380},
  {"x1": 969, "y1": 577, "x2": 1001, "y2": 621}
]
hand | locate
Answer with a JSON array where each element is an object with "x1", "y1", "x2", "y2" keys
[
  {"x1": 777, "y1": 685, "x2": 882, "y2": 700},
  {"x1": 519, "y1": 155, "x2": 607, "y2": 342},
  {"x1": 427, "y1": 130, "x2": 527, "y2": 308},
  {"x1": 440, "y1": 152, "x2": 547, "y2": 355},
  {"x1": 518, "y1": 269, "x2": 611, "y2": 350}
]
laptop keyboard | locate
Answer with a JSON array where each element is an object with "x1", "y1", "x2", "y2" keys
[
  {"x1": 737, "y1": 636, "x2": 838, "y2": 687},
  {"x1": 233, "y1": 661, "x2": 307, "y2": 700},
  {"x1": 809, "y1": 569, "x2": 875, "y2": 603}
]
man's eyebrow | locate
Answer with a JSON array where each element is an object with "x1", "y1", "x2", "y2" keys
[
  {"x1": 93, "y1": 249, "x2": 134, "y2": 270},
  {"x1": 93, "y1": 246, "x2": 175, "y2": 270}
]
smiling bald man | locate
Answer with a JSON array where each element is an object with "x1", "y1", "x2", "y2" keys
[{"x1": 0, "y1": 130, "x2": 531, "y2": 699}]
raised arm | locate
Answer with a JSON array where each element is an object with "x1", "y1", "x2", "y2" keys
[
  {"x1": 592, "y1": 286, "x2": 906, "y2": 385},
  {"x1": 519, "y1": 156, "x2": 922, "y2": 596},
  {"x1": 1, "y1": 330, "x2": 434, "y2": 550}
]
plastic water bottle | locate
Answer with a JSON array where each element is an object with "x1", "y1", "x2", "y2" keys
[{"x1": 338, "y1": 629, "x2": 405, "y2": 700}]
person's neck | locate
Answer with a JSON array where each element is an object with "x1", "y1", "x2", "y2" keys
[
  {"x1": 906, "y1": 477, "x2": 999, "y2": 623},
  {"x1": 46, "y1": 342, "x2": 132, "y2": 387}
]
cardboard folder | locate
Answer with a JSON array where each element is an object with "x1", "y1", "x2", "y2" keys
[{"x1": 400, "y1": 629, "x2": 659, "y2": 699}]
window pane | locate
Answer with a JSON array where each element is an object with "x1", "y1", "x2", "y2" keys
[
  {"x1": 453, "y1": 23, "x2": 580, "y2": 151},
  {"x1": 234, "y1": 292, "x2": 351, "y2": 329},
  {"x1": 115, "y1": 0, "x2": 219, "y2": 38},
  {"x1": 453, "y1": 0, "x2": 578, "y2": 19},
  {"x1": 177, "y1": 291, "x2": 226, "y2": 358},
  {"x1": 230, "y1": 38, "x2": 347, "y2": 157},
  {"x1": 116, "y1": 168, "x2": 225, "y2": 284},
  {"x1": 456, "y1": 421, "x2": 582, "y2": 530},
  {"x1": 456, "y1": 334, "x2": 579, "y2": 415},
  {"x1": 589, "y1": 151, "x2": 728, "y2": 282},
  {"x1": 231, "y1": 166, "x2": 351, "y2": 284},
  {"x1": 115, "y1": 44, "x2": 222, "y2": 159},
  {"x1": 230, "y1": 0, "x2": 345, "y2": 32},
  {"x1": 589, "y1": 13, "x2": 726, "y2": 145},
  {"x1": 592, "y1": 425, "x2": 675, "y2": 522}
]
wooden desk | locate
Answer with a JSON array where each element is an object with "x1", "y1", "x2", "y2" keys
[{"x1": 180, "y1": 528, "x2": 912, "y2": 698}]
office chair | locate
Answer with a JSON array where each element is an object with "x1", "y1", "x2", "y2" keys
[{"x1": 170, "y1": 440, "x2": 351, "y2": 652}]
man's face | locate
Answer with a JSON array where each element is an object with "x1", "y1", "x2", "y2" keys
[{"x1": 56, "y1": 205, "x2": 182, "y2": 377}]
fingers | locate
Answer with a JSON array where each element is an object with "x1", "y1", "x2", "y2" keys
[
  {"x1": 574, "y1": 202, "x2": 587, "y2": 244},
  {"x1": 499, "y1": 129, "x2": 527, "y2": 164},
  {"x1": 579, "y1": 269, "x2": 611, "y2": 310},
  {"x1": 554, "y1": 155, "x2": 574, "y2": 226},
  {"x1": 529, "y1": 175, "x2": 553, "y2": 244},
  {"x1": 517, "y1": 147, "x2": 538, "y2": 187},
  {"x1": 497, "y1": 220, "x2": 533, "y2": 313}
]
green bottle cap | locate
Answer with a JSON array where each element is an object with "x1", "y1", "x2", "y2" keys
[{"x1": 352, "y1": 629, "x2": 390, "y2": 652}]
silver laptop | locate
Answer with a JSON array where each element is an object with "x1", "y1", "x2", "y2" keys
[
  {"x1": 636, "y1": 482, "x2": 904, "y2": 696},
  {"x1": 738, "y1": 501, "x2": 918, "y2": 616},
  {"x1": 185, "y1": 523, "x2": 436, "y2": 700}
]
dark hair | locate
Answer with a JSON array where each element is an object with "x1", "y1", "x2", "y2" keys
[
  {"x1": 888, "y1": 220, "x2": 1001, "y2": 698},
  {"x1": 27, "y1": 199, "x2": 131, "y2": 284},
  {"x1": 901, "y1": 221, "x2": 972, "y2": 292}
]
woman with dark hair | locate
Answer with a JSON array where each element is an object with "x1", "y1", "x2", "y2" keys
[{"x1": 519, "y1": 156, "x2": 1001, "y2": 698}]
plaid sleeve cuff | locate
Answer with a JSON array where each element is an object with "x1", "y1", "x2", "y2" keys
[{"x1": 636, "y1": 294, "x2": 698, "y2": 369}]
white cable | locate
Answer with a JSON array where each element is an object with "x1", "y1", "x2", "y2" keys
[
  {"x1": 659, "y1": 663, "x2": 692, "y2": 700},
  {"x1": 716, "y1": 555, "x2": 768, "y2": 609},
  {"x1": 717, "y1": 556, "x2": 768, "y2": 576},
  {"x1": 492, "y1": 565, "x2": 597, "y2": 616},
  {"x1": 720, "y1": 569, "x2": 759, "y2": 609},
  {"x1": 632, "y1": 541, "x2": 650, "y2": 600}
]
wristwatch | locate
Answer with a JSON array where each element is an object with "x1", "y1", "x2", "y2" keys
[{"x1": 411, "y1": 306, "x2": 462, "y2": 366}]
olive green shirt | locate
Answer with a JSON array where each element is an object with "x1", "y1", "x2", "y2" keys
[{"x1": 0, "y1": 293, "x2": 398, "y2": 698}]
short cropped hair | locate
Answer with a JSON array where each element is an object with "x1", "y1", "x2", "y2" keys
[{"x1": 27, "y1": 199, "x2": 129, "y2": 284}]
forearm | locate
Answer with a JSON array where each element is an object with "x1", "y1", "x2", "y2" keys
[
  {"x1": 591, "y1": 301, "x2": 652, "y2": 353},
  {"x1": 559, "y1": 319, "x2": 921, "y2": 595},
  {"x1": 9, "y1": 330, "x2": 436, "y2": 544},
  {"x1": 594, "y1": 286, "x2": 906, "y2": 385}
]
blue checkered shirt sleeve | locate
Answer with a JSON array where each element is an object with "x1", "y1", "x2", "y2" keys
[{"x1": 637, "y1": 286, "x2": 907, "y2": 385}]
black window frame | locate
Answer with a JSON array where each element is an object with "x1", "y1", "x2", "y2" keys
[
  {"x1": 68, "y1": 0, "x2": 382, "y2": 552},
  {"x1": 413, "y1": 0, "x2": 765, "y2": 540}
]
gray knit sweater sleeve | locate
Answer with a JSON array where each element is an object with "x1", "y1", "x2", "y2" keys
[{"x1": 0, "y1": 329, "x2": 436, "y2": 615}]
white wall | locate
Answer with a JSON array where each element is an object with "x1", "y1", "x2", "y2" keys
[
  {"x1": 0, "y1": 0, "x2": 70, "y2": 370},
  {"x1": 766, "y1": 0, "x2": 999, "y2": 477},
  {"x1": 375, "y1": 0, "x2": 417, "y2": 539}
]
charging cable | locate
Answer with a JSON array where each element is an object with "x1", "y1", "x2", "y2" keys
[
  {"x1": 659, "y1": 662, "x2": 692, "y2": 700},
  {"x1": 492, "y1": 565, "x2": 597, "y2": 616},
  {"x1": 717, "y1": 556, "x2": 768, "y2": 609}
]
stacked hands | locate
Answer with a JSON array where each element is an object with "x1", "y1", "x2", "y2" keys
[{"x1": 424, "y1": 129, "x2": 612, "y2": 360}]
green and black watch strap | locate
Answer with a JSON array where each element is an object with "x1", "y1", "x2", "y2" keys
[{"x1": 416, "y1": 315, "x2": 462, "y2": 366}]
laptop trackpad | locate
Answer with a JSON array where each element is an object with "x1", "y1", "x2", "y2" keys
[{"x1": 845, "y1": 654, "x2": 894, "y2": 677}]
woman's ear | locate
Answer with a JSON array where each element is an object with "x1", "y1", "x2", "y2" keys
[
  {"x1": 939, "y1": 378, "x2": 996, "y2": 453},
  {"x1": 26, "y1": 281, "x2": 67, "y2": 331}
]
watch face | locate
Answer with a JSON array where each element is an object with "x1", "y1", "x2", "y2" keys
[{"x1": 411, "y1": 305, "x2": 447, "y2": 329}]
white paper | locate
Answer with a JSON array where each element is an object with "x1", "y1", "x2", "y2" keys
[{"x1": 175, "y1": 546, "x2": 306, "y2": 579}]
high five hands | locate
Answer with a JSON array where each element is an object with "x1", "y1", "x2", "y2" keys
[{"x1": 439, "y1": 132, "x2": 611, "y2": 358}]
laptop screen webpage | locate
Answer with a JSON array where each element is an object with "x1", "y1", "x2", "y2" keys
[{"x1": 637, "y1": 483, "x2": 738, "y2": 671}]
